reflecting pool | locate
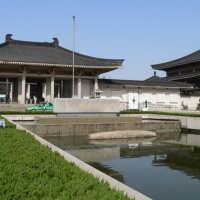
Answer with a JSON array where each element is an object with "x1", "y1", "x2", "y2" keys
[{"x1": 44, "y1": 133, "x2": 200, "y2": 200}]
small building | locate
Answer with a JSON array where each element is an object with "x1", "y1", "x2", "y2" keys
[{"x1": 99, "y1": 73, "x2": 193, "y2": 110}]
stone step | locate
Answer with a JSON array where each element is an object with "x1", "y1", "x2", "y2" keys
[{"x1": 0, "y1": 104, "x2": 28, "y2": 111}]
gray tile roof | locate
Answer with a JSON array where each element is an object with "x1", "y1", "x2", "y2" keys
[
  {"x1": 0, "y1": 35, "x2": 124, "y2": 69},
  {"x1": 151, "y1": 50, "x2": 200, "y2": 70},
  {"x1": 99, "y1": 75, "x2": 193, "y2": 89},
  {"x1": 164, "y1": 72, "x2": 200, "y2": 81}
]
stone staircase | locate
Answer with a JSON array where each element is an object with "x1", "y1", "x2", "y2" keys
[{"x1": 0, "y1": 103, "x2": 28, "y2": 111}]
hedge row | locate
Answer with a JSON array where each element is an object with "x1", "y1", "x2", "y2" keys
[
  {"x1": 120, "y1": 110, "x2": 200, "y2": 117},
  {"x1": 1, "y1": 110, "x2": 200, "y2": 118},
  {"x1": 0, "y1": 111, "x2": 54, "y2": 115},
  {"x1": 0, "y1": 117, "x2": 133, "y2": 200}
]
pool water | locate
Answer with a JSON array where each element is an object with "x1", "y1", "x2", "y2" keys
[{"x1": 44, "y1": 134, "x2": 200, "y2": 200}]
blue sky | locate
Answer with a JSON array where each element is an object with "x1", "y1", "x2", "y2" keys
[{"x1": 1, "y1": 0, "x2": 200, "y2": 80}]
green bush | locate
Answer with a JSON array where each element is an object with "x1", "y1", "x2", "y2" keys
[
  {"x1": 120, "y1": 110, "x2": 200, "y2": 118},
  {"x1": 0, "y1": 111, "x2": 54, "y2": 115}
]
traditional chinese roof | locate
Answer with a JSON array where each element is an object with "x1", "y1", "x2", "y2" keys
[
  {"x1": 0, "y1": 34, "x2": 124, "y2": 70},
  {"x1": 164, "y1": 72, "x2": 200, "y2": 81},
  {"x1": 151, "y1": 50, "x2": 200, "y2": 70},
  {"x1": 99, "y1": 74, "x2": 193, "y2": 89}
]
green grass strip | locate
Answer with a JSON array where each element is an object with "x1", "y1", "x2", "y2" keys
[
  {"x1": 120, "y1": 110, "x2": 200, "y2": 118},
  {"x1": 0, "y1": 117, "x2": 133, "y2": 200},
  {"x1": 1, "y1": 110, "x2": 200, "y2": 118}
]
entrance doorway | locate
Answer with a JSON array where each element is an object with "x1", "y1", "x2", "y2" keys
[{"x1": 54, "y1": 84, "x2": 60, "y2": 98}]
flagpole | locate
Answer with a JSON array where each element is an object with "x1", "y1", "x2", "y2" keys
[{"x1": 72, "y1": 16, "x2": 75, "y2": 98}]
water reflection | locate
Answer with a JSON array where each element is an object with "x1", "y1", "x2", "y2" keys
[
  {"x1": 67, "y1": 147, "x2": 120, "y2": 162},
  {"x1": 90, "y1": 137, "x2": 156, "y2": 146},
  {"x1": 167, "y1": 133, "x2": 200, "y2": 146},
  {"x1": 153, "y1": 148, "x2": 200, "y2": 179},
  {"x1": 43, "y1": 135, "x2": 89, "y2": 149},
  {"x1": 44, "y1": 133, "x2": 200, "y2": 200}
]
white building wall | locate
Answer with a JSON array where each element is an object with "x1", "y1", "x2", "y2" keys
[
  {"x1": 111, "y1": 90, "x2": 122, "y2": 100},
  {"x1": 81, "y1": 79, "x2": 90, "y2": 99},
  {"x1": 180, "y1": 96, "x2": 200, "y2": 111},
  {"x1": 140, "y1": 91, "x2": 152, "y2": 104},
  {"x1": 122, "y1": 91, "x2": 127, "y2": 101},
  {"x1": 169, "y1": 92, "x2": 179, "y2": 107},
  {"x1": 101, "y1": 89, "x2": 111, "y2": 98},
  {"x1": 156, "y1": 91, "x2": 165, "y2": 104},
  {"x1": 99, "y1": 85, "x2": 190, "y2": 111}
]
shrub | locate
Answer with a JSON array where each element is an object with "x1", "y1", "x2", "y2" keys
[{"x1": 0, "y1": 118, "x2": 133, "y2": 200}]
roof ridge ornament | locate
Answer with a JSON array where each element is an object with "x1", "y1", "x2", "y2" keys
[
  {"x1": 6, "y1": 34, "x2": 13, "y2": 42},
  {"x1": 75, "y1": 69, "x2": 84, "y2": 76},
  {"x1": 19, "y1": 66, "x2": 29, "y2": 73},
  {"x1": 48, "y1": 67, "x2": 57, "y2": 74},
  {"x1": 53, "y1": 38, "x2": 59, "y2": 46}
]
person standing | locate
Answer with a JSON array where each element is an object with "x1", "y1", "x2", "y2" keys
[
  {"x1": 5, "y1": 93, "x2": 10, "y2": 104},
  {"x1": 41, "y1": 97, "x2": 45, "y2": 102},
  {"x1": 33, "y1": 96, "x2": 37, "y2": 104}
]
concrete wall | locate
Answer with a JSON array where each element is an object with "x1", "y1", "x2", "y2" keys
[
  {"x1": 35, "y1": 116, "x2": 142, "y2": 124},
  {"x1": 121, "y1": 114, "x2": 200, "y2": 130},
  {"x1": 54, "y1": 98, "x2": 121, "y2": 113},
  {"x1": 3, "y1": 114, "x2": 56, "y2": 121},
  {"x1": 22, "y1": 121, "x2": 181, "y2": 137}
]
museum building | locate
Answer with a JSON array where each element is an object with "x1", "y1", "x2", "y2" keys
[
  {"x1": 0, "y1": 34, "x2": 123, "y2": 104},
  {"x1": 0, "y1": 34, "x2": 194, "y2": 110}
]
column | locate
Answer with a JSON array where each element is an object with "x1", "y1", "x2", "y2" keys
[
  {"x1": 27, "y1": 84, "x2": 30, "y2": 100},
  {"x1": 18, "y1": 77, "x2": 22, "y2": 103},
  {"x1": 42, "y1": 83, "x2": 46, "y2": 101},
  {"x1": 48, "y1": 68, "x2": 56, "y2": 102},
  {"x1": 22, "y1": 73, "x2": 26, "y2": 104},
  {"x1": 10, "y1": 82, "x2": 13, "y2": 103},
  {"x1": 18, "y1": 66, "x2": 27, "y2": 104},
  {"x1": 75, "y1": 70, "x2": 84, "y2": 99},
  {"x1": 6, "y1": 78, "x2": 9, "y2": 93},
  {"x1": 18, "y1": 74, "x2": 26, "y2": 104},
  {"x1": 61, "y1": 80, "x2": 63, "y2": 98},
  {"x1": 94, "y1": 75, "x2": 98, "y2": 91},
  {"x1": 46, "y1": 78, "x2": 51, "y2": 102},
  {"x1": 51, "y1": 74, "x2": 54, "y2": 101},
  {"x1": 25, "y1": 84, "x2": 30, "y2": 103},
  {"x1": 77, "y1": 75, "x2": 81, "y2": 98}
]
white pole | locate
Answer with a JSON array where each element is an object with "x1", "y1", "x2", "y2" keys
[{"x1": 72, "y1": 16, "x2": 75, "y2": 98}]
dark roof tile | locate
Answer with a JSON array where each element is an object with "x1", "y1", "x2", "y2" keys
[
  {"x1": 0, "y1": 37, "x2": 124, "y2": 68},
  {"x1": 164, "y1": 72, "x2": 200, "y2": 81},
  {"x1": 151, "y1": 50, "x2": 200, "y2": 70},
  {"x1": 99, "y1": 76, "x2": 193, "y2": 88}
]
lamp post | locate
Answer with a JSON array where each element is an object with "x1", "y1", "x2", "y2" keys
[{"x1": 72, "y1": 16, "x2": 75, "y2": 98}]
